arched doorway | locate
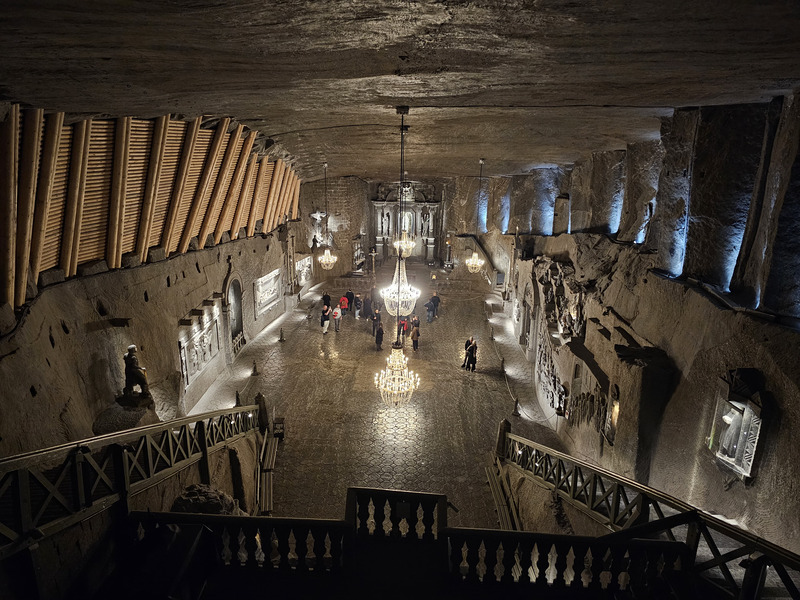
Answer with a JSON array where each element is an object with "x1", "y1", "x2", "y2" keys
[{"x1": 228, "y1": 279, "x2": 244, "y2": 355}]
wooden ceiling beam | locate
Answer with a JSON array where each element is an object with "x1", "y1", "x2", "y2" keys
[
  {"x1": 290, "y1": 172, "x2": 301, "y2": 221},
  {"x1": 14, "y1": 108, "x2": 43, "y2": 307},
  {"x1": 162, "y1": 117, "x2": 201, "y2": 255},
  {"x1": 137, "y1": 115, "x2": 169, "y2": 263},
  {"x1": 30, "y1": 112, "x2": 64, "y2": 289},
  {"x1": 262, "y1": 159, "x2": 285, "y2": 234},
  {"x1": 178, "y1": 117, "x2": 230, "y2": 254},
  {"x1": 203, "y1": 123, "x2": 242, "y2": 245},
  {"x1": 107, "y1": 116, "x2": 131, "y2": 269},
  {"x1": 61, "y1": 119, "x2": 91, "y2": 277},
  {"x1": 0, "y1": 104, "x2": 20, "y2": 306},
  {"x1": 244, "y1": 159, "x2": 270, "y2": 239}
]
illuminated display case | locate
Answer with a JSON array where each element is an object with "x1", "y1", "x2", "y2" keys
[{"x1": 706, "y1": 370, "x2": 763, "y2": 481}]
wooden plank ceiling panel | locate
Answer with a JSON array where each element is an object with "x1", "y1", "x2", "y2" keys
[
  {"x1": 149, "y1": 120, "x2": 185, "y2": 248},
  {"x1": 121, "y1": 119, "x2": 154, "y2": 256},
  {"x1": 77, "y1": 120, "x2": 114, "y2": 265},
  {"x1": 188, "y1": 131, "x2": 228, "y2": 242},
  {"x1": 209, "y1": 137, "x2": 243, "y2": 237},
  {"x1": 169, "y1": 129, "x2": 212, "y2": 253},
  {"x1": 245, "y1": 160, "x2": 274, "y2": 238},
  {"x1": 39, "y1": 124, "x2": 73, "y2": 272},
  {"x1": 233, "y1": 156, "x2": 257, "y2": 238}
]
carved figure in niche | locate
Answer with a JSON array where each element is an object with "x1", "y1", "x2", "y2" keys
[
  {"x1": 380, "y1": 209, "x2": 385, "y2": 235},
  {"x1": 720, "y1": 409, "x2": 744, "y2": 458},
  {"x1": 421, "y1": 210, "x2": 431, "y2": 237},
  {"x1": 123, "y1": 345, "x2": 149, "y2": 396},
  {"x1": 384, "y1": 212, "x2": 391, "y2": 237}
]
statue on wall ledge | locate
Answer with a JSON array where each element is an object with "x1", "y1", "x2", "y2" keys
[
  {"x1": 123, "y1": 344, "x2": 150, "y2": 398},
  {"x1": 421, "y1": 209, "x2": 430, "y2": 237}
]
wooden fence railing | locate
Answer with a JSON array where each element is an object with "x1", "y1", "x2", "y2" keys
[
  {"x1": 0, "y1": 405, "x2": 259, "y2": 560},
  {"x1": 503, "y1": 432, "x2": 800, "y2": 599}
]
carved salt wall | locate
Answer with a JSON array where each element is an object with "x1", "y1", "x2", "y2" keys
[{"x1": 0, "y1": 232, "x2": 293, "y2": 456}]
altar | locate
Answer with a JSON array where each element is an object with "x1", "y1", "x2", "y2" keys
[{"x1": 372, "y1": 182, "x2": 441, "y2": 262}]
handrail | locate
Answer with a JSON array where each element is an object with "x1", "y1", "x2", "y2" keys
[
  {"x1": 0, "y1": 405, "x2": 260, "y2": 560},
  {"x1": 504, "y1": 431, "x2": 800, "y2": 598},
  {"x1": 0, "y1": 404, "x2": 257, "y2": 470}
]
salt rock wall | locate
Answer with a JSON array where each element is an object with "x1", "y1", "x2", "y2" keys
[{"x1": 0, "y1": 233, "x2": 292, "y2": 457}]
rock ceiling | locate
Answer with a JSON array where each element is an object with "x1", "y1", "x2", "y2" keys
[{"x1": 1, "y1": 0, "x2": 799, "y2": 182}]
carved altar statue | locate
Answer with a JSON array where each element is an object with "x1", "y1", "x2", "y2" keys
[
  {"x1": 123, "y1": 344, "x2": 149, "y2": 396},
  {"x1": 421, "y1": 210, "x2": 431, "y2": 237}
]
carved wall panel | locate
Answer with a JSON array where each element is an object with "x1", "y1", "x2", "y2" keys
[
  {"x1": 254, "y1": 268, "x2": 281, "y2": 317},
  {"x1": 179, "y1": 316, "x2": 220, "y2": 389}
]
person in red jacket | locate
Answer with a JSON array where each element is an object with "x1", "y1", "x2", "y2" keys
[{"x1": 339, "y1": 294, "x2": 349, "y2": 316}]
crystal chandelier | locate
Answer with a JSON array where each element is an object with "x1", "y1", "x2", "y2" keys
[
  {"x1": 382, "y1": 258, "x2": 420, "y2": 317},
  {"x1": 375, "y1": 344, "x2": 420, "y2": 406},
  {"x1": 466, "y1": 158, "x2": 486, "y2": 274},
  {"x1": 317, "y1": 162, "x2": 337, "y2": 270}
]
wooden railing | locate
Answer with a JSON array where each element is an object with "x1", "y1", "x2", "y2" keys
[
  {"x1": 0, "y1": 405, "x2": 259, "y2": 560},
  {"x1": 446, "y1": 527, "x2": 690, "y2": 594},
  {"x1": 346, "y1": 486, "x2": 448, "y2": 541},
  {"x1": 132, "y1": 511, "x2": 348, "y2": 574},
  {"x1": 503, "y1": 432, "x2": 800, "y2": 599}
]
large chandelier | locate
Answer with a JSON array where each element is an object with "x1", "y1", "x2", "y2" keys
[
  {"x1": 375, "y1": 107, "x2": 422, "y2": 407},
  {"x1": 382, "y1": 258, "x2": 420, "y2": 317},
  {"x1": 466, "y1": 158, "x2": 486, "y2": 274},
  {"x1": 317, "y1": 162, "x2": 337, "y2": 270},
  {"x1": 375, "y1": 343, "x2": 420, "y2": 406},
  {"x1": 381, "y1": 107, "x2": 421, "y2": 317}
]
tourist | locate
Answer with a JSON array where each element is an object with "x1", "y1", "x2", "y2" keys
[
  {"x1": 339, "y1": 294, "x2": 349, "y2": 316},
  {"x1": 461, "y1": 336, "x2": 475, "y2": 368},
  {"x1": 371, "y1": 308, "x2": 382, "y2": 335},
  {"x1": 364, "y1": 296, "x2": 372, "y2": 320},
  {"x1": 466, "y1": 339, "x2": 478, "y2": 372},
  {"x1": 411, "y1": 314, "x2": 420, "y2": 329},
  {"x1": 332, "y1": 303, "x2": 342, "y2": 332},
  {"x1": 410, "y1": 326, "x2": 420, "y2": 351},
  {"x1": 321, "y1": 305, "x2": 331, "y2": 334},
  {"x1": 345, "y1": 289, "x2": 355, "y2": 315},
  {"x1": 424, "y1": 300, "x2": 434, "y2": 323},
  {"x1": 397, "y1": 316, "x2": 408, "y2": 341},
  {"x1": 370, "y1": 285, "x2": 380, "y2": 311},
  {"x1": 353, "y1": 293, "x2": 362, "y2": 319},
  {"x1": 375, "y1": 323, "x2": 384, "y2": 350},
  {"x1": 322, "y1": 290, "x2": 331, "y2": 308},
  {"x1": 430, "y1": 291, "x2": 441, "y2": 318}
]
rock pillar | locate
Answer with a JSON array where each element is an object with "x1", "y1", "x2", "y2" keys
[
  {"x1": 569, "y1": 158, "x2": 593, "y2": 232},
  {"x1": 617, "y1": 140, "x2": 664, "y2": 243},
  {"x1": 683, "y1": 103, "x2": 770, "y2": 290},
  {"x1": 589, "y1": 150, "x2": 627, "y2": 234}
]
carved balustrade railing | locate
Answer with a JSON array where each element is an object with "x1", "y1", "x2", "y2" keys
[
  {"x1": 504, "y1": 432, "x2": 800, "y2": 599},
  {"x1": 0, "y1": 405, "x2": 259, "y2": 560},
  {"x1": 446, "y1": 527, "x2": 690, "y2": 595},
  {"x1": 131, "y1": 511, "x2": 348, "y2": 574},
  {"x1": 345, "y1": 486, "x2": 448, "y2": 542}
]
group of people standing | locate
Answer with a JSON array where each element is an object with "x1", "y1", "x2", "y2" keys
[
  {"x1": 318, "y1": 285, "x2": 477, "y2": 371},
  {"x1": 319, "y1": 288, "x2": 363, "y2": 334}
]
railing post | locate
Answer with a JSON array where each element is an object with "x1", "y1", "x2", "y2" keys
[
  {"x1": 496, "y1": 419, "x2": 511, "y2": 458},
  {"x1": 739, "y1": 553, "x2": 769, "y2": 600},
  {"x1": 196, "y1": 421, "x2": 211, "y2": 485},
  {"x1": 113, "y1": 443, "x2": 131, "y2": 516}
]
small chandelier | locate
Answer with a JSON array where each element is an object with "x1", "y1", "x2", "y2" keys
[
  {"x1": 382, "y1": 258, "x2": 420, "y2": 317},
  {"x1": 466, "y1": 251, "x2": 484, "y2": 273},
  {"x1": 466, "y1": 158, "x2": 486, "y2": 274},
  {"x1": 375, "y1": 343, "x2": 420, "y2": 406},
  {"x1": 317, "y1": 162, "x2": 337, "y2": 270}
]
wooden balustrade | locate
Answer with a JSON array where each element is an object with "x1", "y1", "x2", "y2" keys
[
  {"x1": 345, "y1": 486, "x2": 447, "y2": 541},
  {"x1": 445, "y1": 527, "x2": 689, "y2": 593},
  {"x1": 0, "y1": 405, "x2": 259, "y2": 560},
  {"x1": 132, "y1": 511, "x2": 348, "y2": 574}
]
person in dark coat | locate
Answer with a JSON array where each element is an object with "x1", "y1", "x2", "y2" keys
[
  {"x1": 322, "y1": 291, "x2": 331, "y2": 308},
  {"x1": 425, "y1": 300, "x2": 434, "y2": 323},
  {"x1": 465, "y1": 340, "x2": 478, "y2": 372},
  {"x1": 411, "y1": 314, "x2": 420, "y2": 329},
  {"x1": 353, "y1": 294, "x2": 363, "y2": 319},
  {"x1": 375, "y1": 323, "x2": 384, "y2": 350},
  {"x1": 371, "y1": 309, "x2": 382, "y2": 335},
  {"x1": 430, "y1": 291, "x2": 441, "y2": 318},
  {"x1": 370, "y1": 285, "x2": 380, "y2": 311},
  {"x1": 461, "y1": 336, "x2": 474, "y2": 368},
  {"x1": 364, "y1": 296, "x2": 372, "y2": 321},
  {"x1": 345, "y1": 289, "x2": 355, "y2": 315}
]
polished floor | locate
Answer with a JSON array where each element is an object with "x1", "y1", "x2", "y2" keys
[{"x1": 192, "y1": 263, "x2": 563, "y2": 528}]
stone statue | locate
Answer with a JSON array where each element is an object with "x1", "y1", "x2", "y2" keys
[
  {"x1": 123, "y1": 344, "x2": 149, "y2": 396},
  {"x1": 380, "y1": 210, "x2": 385, "y2": 235},
  {"x1": 384, "y1": 212, "x2": 391, "y2": 237},
  {"x1": 421, "y1": 210, "x2": 430, "y2": 237}
]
